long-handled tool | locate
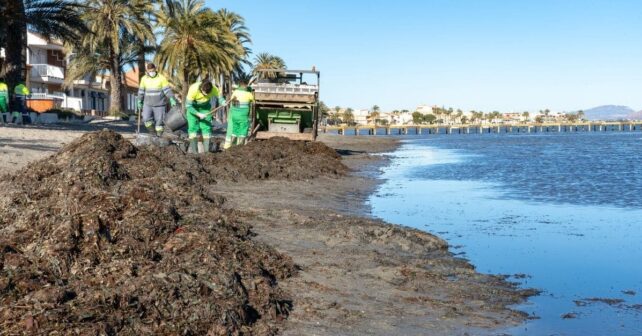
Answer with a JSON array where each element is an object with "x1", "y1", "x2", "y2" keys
[{"x1": 136, "y1": 105, "x2": 141, "y2": 135}]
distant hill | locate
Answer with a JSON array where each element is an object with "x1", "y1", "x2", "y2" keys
[
  {"x1": 582, "y1": 105, "x2": 638, "y2": 121},
  {"x1": 627, "y1": 110, "x2": 642, "y2": 120}
]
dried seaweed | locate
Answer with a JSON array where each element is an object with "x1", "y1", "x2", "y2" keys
[{"x1": 0, "y1": 130, "x2": 342, "y2": 335}]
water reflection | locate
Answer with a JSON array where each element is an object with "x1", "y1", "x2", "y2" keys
[{"x1": 370, "y1": 133, "x2": 642, "y2": 335}]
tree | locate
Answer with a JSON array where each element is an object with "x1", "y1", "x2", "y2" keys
[
  {"x1": 423, "y1": 113, "x2": 436, "y2": 124},
  {"x1": 1, "y1": 0, "x2": 86, "y2": 93},
  {"x1": 460, "y1": 115, "x2": 468, "y2": 124},
  {"x1": 216, "y1": 8, "x2": 251, "y2": 88},
  {"x1": 319, "y1": 101, "x2": 329, "y2": 118},
  {"x1": 577, "y1": 110, "x2": 585, "y2": 121},
  {"x1": 155, "y1": 0, "x2": 248, "y2": 101},
  {"x1": 444, "y1": 107, "x2": 453, "y2": 124},
  {"x1": 522, "y1": 111, "x2": 530, "y2": 120},
  {"x1": 343, "y1": 108, "x2": 354, "y2": 125},
  {"x1": 565, "y1": 113, "x2": 579, "y2": 122},
  {"x1": 65, "y1": 30, "x2": 140, "y2": 93},
  {"x1": 131, "y1": 0, "x2": 157, "y2": 82},
  {"x1": 253, "y1": 52, "x2": 285, "y2": 79},
  {"x1": 535, "y1": 115, "x2": 544, "y2": 123},
  {"x1": 369, "y1": 109, "x2": 380, "y2": 125},
  {"x1": 412, "y1": 111, "x2": 423, "y2": 125},
  {"x1": 81, "y1": 0, "x2": 154, "y2": 115}
]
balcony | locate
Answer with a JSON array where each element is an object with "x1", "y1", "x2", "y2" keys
[{"x1": 30, "y1": 64, "x2": 65, "y2": 84}]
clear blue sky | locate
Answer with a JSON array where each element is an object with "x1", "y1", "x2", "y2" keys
[{"x1": 209, "y1": 0, "x2": 642, "y2": 112}]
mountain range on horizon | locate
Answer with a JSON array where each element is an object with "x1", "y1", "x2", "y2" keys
[{"x1": 580, "y1": 105, "x2": 642, "y2": 121}]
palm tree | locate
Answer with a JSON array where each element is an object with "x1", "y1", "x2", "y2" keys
[
  {"x1": 65, "y1": 31, "x2": 140, "y2": 97},
  {"x1": 1, "y1": 0, "x2": 86, "y2": 92},
  {"x1": 217, "y1": 8, "x2": 251, "y2": 89},
  {"x1": 155, "y1": 0, "x2": 246, "y2": 101},
  {"x1": 443, "y1": 108, "x2": 453, "y2": 124},
  {"x1": 132, "y1": 0, "x2": 157, "y2": 82},
  {"x1": 81, "y1": 0, "x2": 153, "y2": 115},
  {"x1": 253, "y1": 52, "x2": 286, "y2": 79}
]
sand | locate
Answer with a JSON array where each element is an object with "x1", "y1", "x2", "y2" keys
[{"x1": 0, "y1": 123, "x2": 537, "y2": 335}]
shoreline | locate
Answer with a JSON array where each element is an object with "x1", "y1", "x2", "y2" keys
[
  {"x1": 0, "y1": 125, "x2": 536, "y2": 335},
  {"x1": 215, "y1": 134, "x2": 538, "y2": 335}
]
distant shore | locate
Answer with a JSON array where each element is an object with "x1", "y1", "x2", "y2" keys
[{"x1": 0, "y1": 124, "x2": 537, "y2": 334}]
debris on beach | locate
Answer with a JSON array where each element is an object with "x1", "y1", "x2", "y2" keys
[
  {"x1": 200, "y1": 136, "x2": 348, "y2": 181},
  {"x1": 0, "y1": 130, "x2": 348, "y2": 334}
]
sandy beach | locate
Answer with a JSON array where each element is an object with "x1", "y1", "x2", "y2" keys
[{"x1": 0, "y1": 124, "x2": 536, "y2": 335}]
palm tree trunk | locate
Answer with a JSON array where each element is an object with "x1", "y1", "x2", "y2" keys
[
  {"x1": 181, "y1": 68, "x2": 189, "y2": 104},
  {"x1": 109, "y1": 50, "x2": 123, "y2": 116},
  {"x1": 137, "y1": 38, "x2": 146, "y2": 82},
  {"x1": 4, "y1": 0, "x2": 27, "y2": 95}
]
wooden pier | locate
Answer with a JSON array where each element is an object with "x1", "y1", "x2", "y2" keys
[{"x1": 322, "y1": 122, "x2": 642, "y2": 136}]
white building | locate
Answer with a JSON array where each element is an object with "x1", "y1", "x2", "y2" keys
[
  {"x1": 1, "y1": 31, "x2": 138, "y2": 114},
  {"x1": 415, "y1": 105, "x2": 435, "y2": 115},
  {"x1": 353, "y1": 109, "x2": 370, "y2": 125}
]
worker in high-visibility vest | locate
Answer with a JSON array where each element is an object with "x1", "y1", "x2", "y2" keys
[
  {"x1": 223, "y1": 79, "x2": 254, "y2": 149},
  {"x1": 185, "y1": 80, "x2": 224, "y2": 153},
  {"x1": 0, "y1": 78, "x2": 8, "y2": 124},
  {"x1": 12, "y1": 82, "x2": 30, "y2": 124},
  {"x1": 137, "y1": 63, "x2": 176, "y2": 136}
]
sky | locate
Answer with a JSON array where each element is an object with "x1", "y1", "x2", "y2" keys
[{"x1": 209, "y1": 0, "x2": 642, "y2": 113}]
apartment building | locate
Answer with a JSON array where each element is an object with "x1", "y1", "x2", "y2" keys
[{"x1": 1, "y1": 31, "x2": 138, "y2": 114}]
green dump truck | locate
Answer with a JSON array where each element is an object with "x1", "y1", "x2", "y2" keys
[{"x1": 252, "y1": 69, "x2": 320, "y2": 141}]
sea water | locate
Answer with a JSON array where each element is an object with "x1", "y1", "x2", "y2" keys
[{"x1": 369, "y1": 132, "x2": 642, "y2": 336}]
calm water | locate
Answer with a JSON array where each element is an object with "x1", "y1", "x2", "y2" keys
[{"x1": 369, "y1": 132, "x2": 642, "y2": 336}]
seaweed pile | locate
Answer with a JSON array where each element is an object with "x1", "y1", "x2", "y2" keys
[
  {"x1": 201, "y1": 137, "x2": 348, "y2": 181},
  {"x1": 0, "y1": 130, "x2": 342, "y2": 335}
]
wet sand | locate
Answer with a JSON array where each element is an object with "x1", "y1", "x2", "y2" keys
[{"x1": 0, "y1": 125, "x2": 536, "y2": 335}]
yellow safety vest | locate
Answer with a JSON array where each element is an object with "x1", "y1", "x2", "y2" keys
[
  {"x1": 230, "y1": 88, "x2": 254, "y2": 108},
  {"x1": 14, "y1": 84, "x2": 30, "y2": 98},
  {"x1": 0, "y1": 82, "x2": 8, "y2": 100},
  {"x1": 138, "y1": 74, "x2": 173, "y2": 106}
]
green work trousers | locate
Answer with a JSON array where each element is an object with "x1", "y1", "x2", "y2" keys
[
  {"x1": 224, "y1": 106, "x2": 250, "y2": 148},
  {"x1": 187, "y1": 103, "x2": 212, "y2": 139},
  {"x1": 0, "y1": 97, "x2": 7, "y2": 113},
  {"x1": 0, "y1": 97, "x2": 6, "y2": 123}
]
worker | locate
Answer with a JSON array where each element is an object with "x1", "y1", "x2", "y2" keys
[
  {"x1": 12, "y1": 82, "x2": 30, "y2": 124},
  {"x1": 0, "y1": 77, "x2": 8, "y2": 124},
  {"x1": 185, "y1": 79, "x2": 224, "y2": 154},
  {"x1": 223, "y1": 79, "x2": 254, "y2": 149},
  {"x1": 137, "y1": 63, "x2": 176, "y2": 136}
]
